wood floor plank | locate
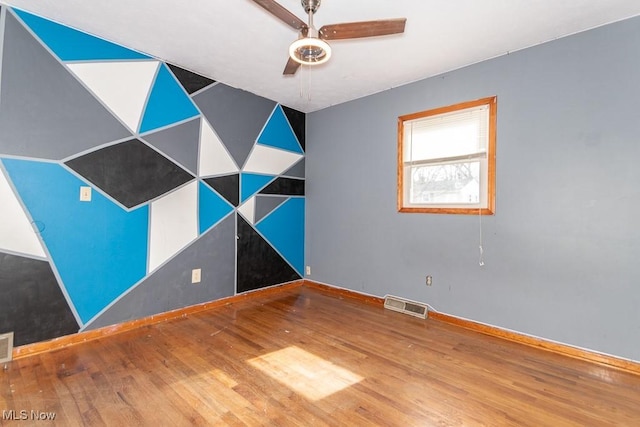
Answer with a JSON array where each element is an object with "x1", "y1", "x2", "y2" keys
[{"x1": 1, "y1": 285, "x2": 639, "y2": 426}]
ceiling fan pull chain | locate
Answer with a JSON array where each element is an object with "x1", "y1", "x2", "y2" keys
[{"x1": 307, "y1": 66, "x2": 312, "y2": 101}]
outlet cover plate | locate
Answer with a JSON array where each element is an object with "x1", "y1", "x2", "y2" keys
[
  {"x1": 191, "y1": 268, "x2": 201, "y2": 284},
  {"x1": 0, "y1": 332, "x2": 14, "y2": 363},
  {"x1": 80, "y1": 186, "x2": 92, "y2": 202}
]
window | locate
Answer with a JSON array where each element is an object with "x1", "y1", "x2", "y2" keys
[{"x1": 397, "y1": 96, "x2": 496, "y2": 214}]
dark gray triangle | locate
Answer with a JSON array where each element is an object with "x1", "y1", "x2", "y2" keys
[
  {"x1": 193, "y1": 83, "x2": 276, "y2": 167},
  {"x1": 282, "y1": 105, "x2": 305, "y2": 151},
  {"x1": 255, "y1": 195, "x2": 288, "y2": 223},
  {"x1": 259, "y1": 177, "x2": 305, "y2": 196},
  {"x1": 86, "y1": 213, "x2": 235, "y2": 330},
  {"x1": 167, "y1": 63, "x2": 216, "y2": 94},
  {"x1": 204, "y1": 174, "x2": 239, "y2": 207},
  {"x1": 282, "y1": 158, "x2": 305, "y2": 179},
  {"x1": 65, "y1": 139, "x2": 194, "y2": 208},
  {"x1": 0, "y1": 12, "x2": 131, "y2": 160},
  {"x1": 0, "y1": 251, "x2": 79, "y2": 345},
  {"x1": 237, "y1": 215, "x2": 300, "y2": 293},
  {"x1": 142, "y1": 117, "x2": 200, "y2": 175}
]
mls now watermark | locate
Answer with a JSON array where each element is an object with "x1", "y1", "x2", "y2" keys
[{"x1": 3, "y1": 410, "x2": 57, "y2": 421}]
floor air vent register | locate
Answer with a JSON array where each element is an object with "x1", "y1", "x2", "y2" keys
[
  {"x1": 0, "y1": 332, "x2": 14, "y2": 363},
  {"x1": 384, "y1": 296, "x2": 428, "y2": 319}
]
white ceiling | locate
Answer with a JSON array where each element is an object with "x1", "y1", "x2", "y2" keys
[{"x1": 4, "y1": 1, "x2": 640, "y2": 113}]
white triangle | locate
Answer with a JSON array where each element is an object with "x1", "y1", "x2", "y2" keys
[
  {"x1": 0, "y1": 170, "x2": 46, "y2": 258},
  {"x1": 68, "y1": 61, "x2": 159, "y2": 133},
  {"x1": 243, "y1": 144, "x2": 303, "y2": 176},
  {"x1": 199, "y1": 119, "x2": 239, "y2": 176},
  {"x1": 237, "y1": 196, "x2": 256, "y2": 225},
  {"x1": 148, "y1": 181, "x2": 198, "y2": 272}
]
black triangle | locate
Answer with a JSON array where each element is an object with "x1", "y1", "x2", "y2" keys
[
  {"x1": 237, "y1": 215, "x2": 300, "y2": 293},
  {"x1": 167, "y1": 63, "x2": 216, "y2": 94},
  {"x1": 0, "y1": 252, "x2": 79, "y2": 346},
  {"x1": 282, "y1": 105, "x2": 305, "y2": 151},
  {"x1": 204, "y1": 174, "x2": 239, "y2": 207}
]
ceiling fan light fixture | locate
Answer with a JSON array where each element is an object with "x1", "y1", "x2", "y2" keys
[
  {"x1": 251, "y1": 0, "x2": 406, "y2": 75},
  {"x1": 289, "y1": 37, "x2": 331, "y2": 65}
]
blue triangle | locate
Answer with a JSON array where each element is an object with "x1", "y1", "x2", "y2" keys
[
  {"x1": 13, "y1": 8, "x2": 149, "y2": 61},
  {"x1": 1, "y1": 158, "x2": 148, "y2": 324},
  {"x1": 257, "y1": 105, "x2": 304, "y2": 154},
  {"x1": 139, "y1": 64, "x2": 200, "y2": 133},
  {"x1": 241, "y1": 173, "x2": 275, "y2": 202},
  {"x1": 198, "y1": 181, "x2": 233, "y2": 234},
  {"x1": 256, "y1": 198, "x2": 304, "y2": 276}
]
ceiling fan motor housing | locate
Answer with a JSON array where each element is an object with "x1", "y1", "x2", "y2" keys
[{"x1": 302, "y1": 0, "x2": 321, "y2": 14}]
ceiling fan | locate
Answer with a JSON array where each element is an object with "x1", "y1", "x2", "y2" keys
[{"x1": 251, "y1": 0, "x2": 407, "y2": 75}]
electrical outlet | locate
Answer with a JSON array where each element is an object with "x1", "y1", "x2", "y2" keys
[
  {"x1": 79, "y1": 186, "x2": 92, "y2": 202},
  {"x1": 305, "y1": 266, "x2": 311, "y2": 276},
  {"x1": 191, "y1": 268, "x2": 201, "y2": 284},
  {"x1": 426, "y1": 275, "x2": 433, "y2": 286}
]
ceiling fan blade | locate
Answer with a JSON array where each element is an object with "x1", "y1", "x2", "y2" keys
[
  {"x1": 251, "y1": 0, "x2": 308, "y2": 31},
  {"x1": 319, "y1": 18, "x2": 406, "y2": 40},
  {"x1": 283, "y1": 57, "x2": 302, "y2": 75}
]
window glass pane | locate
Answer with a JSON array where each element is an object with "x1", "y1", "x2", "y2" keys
[{"x1": 409, "y1": 161, "x2": 480, "y2": 205}]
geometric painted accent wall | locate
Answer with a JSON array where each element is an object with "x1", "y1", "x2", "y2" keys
[{"x1": 0, "y1": 6, "x2": 305, "y2": 344}]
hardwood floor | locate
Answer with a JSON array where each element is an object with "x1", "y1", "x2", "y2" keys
[{"x1": 1, "y1": 285, "x2": 639, "y2": 426}]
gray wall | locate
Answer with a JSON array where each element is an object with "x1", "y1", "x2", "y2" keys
[{"x1": 307, "y1": 16, "x2": 640, "y2": 361}]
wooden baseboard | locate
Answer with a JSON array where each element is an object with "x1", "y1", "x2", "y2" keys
[
  {"x1": 303, "y1": 280, "x2": 640, "y2": 376},
  {"x1": 428, "y1": 311, "x2": 640, "y2": 376},
  {"x1": 303, "y1": 280, "x2": 385, "y2": 305},
  {"x1": 12, "y1": 280, "x2": 304, "y2": 360}
]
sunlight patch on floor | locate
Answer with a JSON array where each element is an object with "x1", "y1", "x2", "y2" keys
[{"x1": 247, "y1": 346, "x2": 363, "y2": 401}]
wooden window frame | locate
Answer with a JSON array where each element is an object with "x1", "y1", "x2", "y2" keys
[{"x1": 397, "y1": 96, "x2": 497, "y2": 215}]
